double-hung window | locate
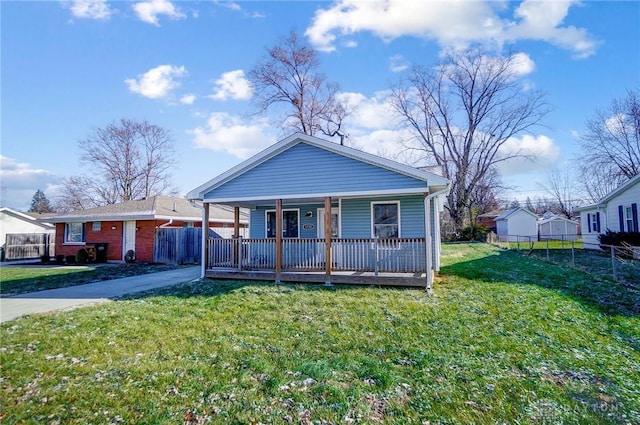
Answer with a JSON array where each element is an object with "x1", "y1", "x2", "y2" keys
[
  {"x1": 626, "y1": 206, "x2": 634, "y2": 232},
  {"x1": 266, "y1": 209, "x2": 299, "y2": 238},
  {"x1": 371, "y1": 201, "x2": 400, "y2": 238},
  {"x1": 65, "y1": 222, "x2": 85, "y2": 244}
]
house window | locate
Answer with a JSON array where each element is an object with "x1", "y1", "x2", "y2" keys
[
  {"x1": 91, "y1": 222, "x2": 101, "y2": 231},
  {"x1": 266, "y1": 209, "x2": 299, "y2": 238},
  {"x1": 626, "y1": 206, "x2": 634, "y2": 232},
  {"x1": 65, "y1": 222, "x2": 85, "y2": 243},
  {"x1": 371, "y1": 202, "x2": 400, "y2": 238}
]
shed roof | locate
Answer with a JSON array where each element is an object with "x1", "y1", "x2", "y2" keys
[{"x1": 495, "y1": 207, "x2": 538, "y2": 221}]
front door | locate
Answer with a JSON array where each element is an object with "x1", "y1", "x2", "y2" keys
[{"x1": 123, "y1": 220, "x2": 136, "y2": 260}]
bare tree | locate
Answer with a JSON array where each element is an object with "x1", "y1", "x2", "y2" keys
[
  {"x1": 468, "y1": 167, "x2": 503, "y2": 226},
  {"x1": 248, "y1": 30, "x2": 349, "y2": 139},
  {"x1": 390, "y1": 49, "x2": 549, "y2": 234},
  {"x1": 56, "y1": 119, "x2": 177, "y2": 211},
  {"x1": 577, "y1": 88, "x2": 640, "y2": 202},
  {"x1": 538, "y1": 167, "x2": 582, "y2": 218}
]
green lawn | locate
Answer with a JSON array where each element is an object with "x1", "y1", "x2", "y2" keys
[
  {"x1": 0, "y1": 263, "x2": 179, "y2": 297},
  {"x1": 1, "y1": 244, "x2": 638, "y2": 424}
]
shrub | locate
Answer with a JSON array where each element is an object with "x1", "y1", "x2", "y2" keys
[
  {"x1": 598, "y1": 230, "x2": 640, "y2": 247},
  {"x1": 40, "y1": 255, "x2": 51, "y2": 264},
  {"x1": 124, "y1": 250, "x2": 136, "y2": 263},
  {"x1": 55, "y1": 254, "x2": 65, "y2": 264},
  {"x1": 76, "y1": 248, "x2": 90, "y2": 264},
  {"x1": 65, "y1": 255, "x2": 76, "y2": 264}
]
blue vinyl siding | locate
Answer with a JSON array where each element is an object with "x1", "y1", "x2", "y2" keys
[
  {"x1": 341, "y1": 195, "x2": 425, "y2": 238},
  {"x1": 205, "y1": 143, "x2": 427, "y2": 199},
  {"x1": 250, "y1": 203, "x2": 337, "y2": 238}
]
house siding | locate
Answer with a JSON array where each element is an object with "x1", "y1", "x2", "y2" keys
[
  {"x1": 605, "y1": 180, "x2": 639, "y2": 233},
  {"x1": 204, "y1": 143, "x2": 428, "y2": 200},
  {"x1": 497, "y1": 209, "x2": 538, "y2": 242}
]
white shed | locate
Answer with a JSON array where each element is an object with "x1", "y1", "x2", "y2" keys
[
  {"x1": 537, "y1": 212, "x2": 579, "y2": 241},
  {"x1": 495, "y1": 207, "x2": 539, "y2": 242}
]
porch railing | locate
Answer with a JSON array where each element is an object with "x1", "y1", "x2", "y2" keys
[{"x1": 207, "y1": 237, "x2": 426, "y2": 273}]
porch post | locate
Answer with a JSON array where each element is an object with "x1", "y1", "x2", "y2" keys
[
  {"x1": 233, "y1": 206, "x2": 240, "y2": 268},
  {"x1": 424, "y1": 193, "x2": 433, "y2": 291},
  {"x1": 324, "y1": 196, "x2": 332, "y2": 286},
  {"x1": 275, "y1": 199, "x2": 282, "y2": 284},
  {"x1": 202, "y1": 202, "x2": 210, "y2": 279}
]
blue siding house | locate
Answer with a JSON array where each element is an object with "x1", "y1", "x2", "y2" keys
[{"x1": 187, "y1": 133, "x2": 449, "y2": 288}]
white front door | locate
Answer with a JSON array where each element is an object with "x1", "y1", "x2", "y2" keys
[{"x1": 123, "y1": 221, "x2": 136, "y2": 260}]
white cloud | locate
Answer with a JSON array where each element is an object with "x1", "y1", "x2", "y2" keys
[
  {"x1": 209, "y1": 70, "x2": 252, "y2": 101},
  {"x1": 389, "y1": 54, "x2": 409, "y2": 73},
  {"x1": 509, "y1": 52, "x2": 535, "y2": 75},
  {"x1": 125, "y1": 64, "x2": 186, "y2": 99},
  {"x1": 180, "y1": 94, "x2": 196, "y2": 105},
  {"x1": 338, "y1": 91, "x2": 397, "y2": 130},
  {"x1": 497, "y1": 134, "x2": 561, "y2": 176},
  {"x1": 66, "y1": 0, "x2": 112, "y2": 20},
  {"x1": 132, "y1": 0, "x2": 185, "y2": 26},
  {"x1": 213, "y1": 1, "x2": 241, "y2": 12},
  {"x1": 305, "y1": 0, "x2": 597, "y2": 58},
  {"x1": 0, "y1": 156, "x2": 60, "y2": 210},
  {"x1": 188, "y1": 113, "x2": 274, "y2": 158}
]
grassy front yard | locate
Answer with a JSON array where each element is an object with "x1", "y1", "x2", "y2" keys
[
  {"x1": 0, "y1": 263, "x2": 179, "y2": 297},
  {"x1": 1, "y1": 244, "x2": 638, "y2": 424}
]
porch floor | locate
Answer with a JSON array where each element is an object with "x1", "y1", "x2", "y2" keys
[{"x1": 204, "y1": 268, "x2": 428, "y2": 287}]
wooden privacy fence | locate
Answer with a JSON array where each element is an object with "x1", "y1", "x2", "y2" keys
[
  {"x1": 4, "y1": 233, "x2": 55, "y2": 260},
  {"x1": 154, "y1": 227, "x2": 248, "y2": 265}
]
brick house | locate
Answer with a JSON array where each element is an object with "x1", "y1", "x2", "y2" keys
[{"x1": 45, "y1": 196, "x2": 247, "y2": 262}]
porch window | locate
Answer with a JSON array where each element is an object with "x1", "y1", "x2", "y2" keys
[
  {"x1": 371, "y1": 202, "x2": 400, "y2": 238},
  {"x1": 65, "y1": 222, "x2": 85, "y2": 243},
  {"x1": 266, "y1": 209, "x2": 299, "y2": 238}
]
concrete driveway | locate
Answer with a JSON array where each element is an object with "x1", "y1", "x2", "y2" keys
[{"x1": 1, "y1": 266, "x2": 201, "y2": 323}]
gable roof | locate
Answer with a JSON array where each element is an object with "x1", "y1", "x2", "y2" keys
[
  {"x1": 537, "y1": 213, "x2": 579, "y2": 225},
  {"x1": 44, "y1": 196, "x2": 246, "y2": 224},
  {"x1": 575, "y1": 174, "x2": 640, "y2": 212},
  {"x1": 495, "y1": 207, "x2": 538, "y2": 221},
  {"x1": 187, "y1": 133, "x2": 449, "y2": 201},
  {"x1": 0, "y1": 207, "x2": 55, "y2": 229}
]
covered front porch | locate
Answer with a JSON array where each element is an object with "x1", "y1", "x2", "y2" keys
[{"x1": 200, "y1": 196, "x2": 437, "y2": 288}]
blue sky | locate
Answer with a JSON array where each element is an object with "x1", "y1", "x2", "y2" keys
[{"x1": 2, "y1": 0, "x2": 639, "y2": 210}]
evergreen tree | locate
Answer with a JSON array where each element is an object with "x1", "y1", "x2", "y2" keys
[{"x1": 28, "y1": 189, "x2": 54, "y2": 213}]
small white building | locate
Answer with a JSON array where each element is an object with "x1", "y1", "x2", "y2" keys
[
  {"x1": 0, "y1": 207, "x2": 54, "y2": 247},
  {"x1": 537, "y1": 212, "x2": 580, "y2": 241},
  {"x1": 576, "y1": 175, "x2": 640, "y2": 250},
  {"x1": 495, "y1": 207, "x2": 539, "y2": 242}
]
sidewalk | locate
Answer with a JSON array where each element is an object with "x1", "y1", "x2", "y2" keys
[{"x1": 1, "y1": 266, "x2": 201, "y2": 323}]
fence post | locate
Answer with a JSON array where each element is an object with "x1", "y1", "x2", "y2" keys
[
  {"x1": 237, "y1": 236, "x2": 243, "y2": 271},
  {"x1": 516, "y1": 235, "x2": 520, "y2": 252},
  {"x1": 546, "y1": 238, "x2": 550, "y2": 261},
  {"x1": 610, "y1": 245, "x2": 618, "y2": 281},
  {"x1": 571, "y1": 240, "x2": 575, "y2": 268}
]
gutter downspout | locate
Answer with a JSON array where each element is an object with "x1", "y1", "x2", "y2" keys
[
  {"x1": 159, "y1": 219, "x2": 174, "y2": 228},
  {"x1": 190, "y1": 201, "x2": 206, "y2": 279},
  {"x1": 424, "y1": 186, "x2": 450, "y2": 292}
]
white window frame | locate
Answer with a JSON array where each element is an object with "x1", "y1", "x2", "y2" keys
[
  {"x1": 625, "y1": 206, "x2": 634, "y2": 232},
  {"x1": 65, "y1": 222, "x2": 85, "y2": 244},
  {"x1": 91, "y1": 221, "x2": 101, "y2": 232},
  {"x1": 265, "y1": 209, "x2": 300, "y2": 238},
  {"x1": 370, "y1": 201, "x2": 401, "y2": 239}
]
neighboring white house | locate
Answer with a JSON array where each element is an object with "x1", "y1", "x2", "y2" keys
[
  {"x1": 0, "y1": 207, "x2": 55, "y2": 247},
  {"x1": 576, "y1": 174, "x2": 640, "y2": 250},
  {"x1": 537, "y1": 212, "x2": 580, "y2": 241},
  {"x1": 495, "y1": 207, "x2": 539, "y2": 242},
  {"x1": 0, "y1": 207, "x2": 55, "y2": 260}
]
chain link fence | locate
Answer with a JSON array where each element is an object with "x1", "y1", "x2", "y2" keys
[{"x1": 487, "y1": 233, "x2": 639, "y2": 287}]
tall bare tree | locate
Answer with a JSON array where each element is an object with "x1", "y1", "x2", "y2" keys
[
  {"x1": 390, "y1": 50, "x2": 548, "y2": 233},
  {"x1": 56, "y1": 119, "x2": 177, "y2": 211},
  {"x1": 248, "y1": 30, "x2": 349, "y2": 139},
  {"x1": 577, "y1": 88, "x2": 640, "y2": 202},
  {"x1": 538, "y1": 167, "x2": 582, "y2": 218}
]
